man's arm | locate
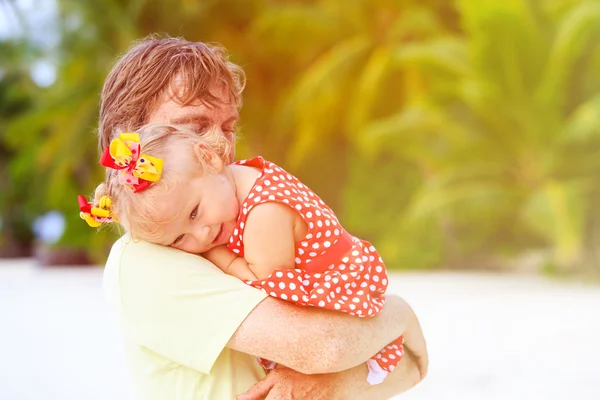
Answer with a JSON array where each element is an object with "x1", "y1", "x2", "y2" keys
[
  {"x1": 228, "y1": 294, "x2": 422, "y2": 374},
  {"x1": 237, "y1": 347, "x2": 427, "y2": 400},
  {"x1": 114, "y1": 238, "x2": 424, "y2": 376}
]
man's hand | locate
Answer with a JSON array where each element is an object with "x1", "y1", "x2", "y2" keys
[{"x1": 236, "y1": 366, "x2": 346, "y2": 400}]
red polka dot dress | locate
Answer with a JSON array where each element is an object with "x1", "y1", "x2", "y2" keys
[{"x1": 227, "y1": 157, "x2": 404, "y2": 384}]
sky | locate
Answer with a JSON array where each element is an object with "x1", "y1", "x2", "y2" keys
[{"x1": 0, "y1": 0, "x2": 59, "y2": 86}]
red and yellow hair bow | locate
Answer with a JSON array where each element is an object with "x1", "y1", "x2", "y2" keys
[
  {"x1": 78, "y1": 195, "x2": 117, "y2": 227},
  {"x1": 100, "y1": 133, "x2": 164, "y2": 193}
]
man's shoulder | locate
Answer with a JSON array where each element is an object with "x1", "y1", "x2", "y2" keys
[
  {"x1": 103, "y1": 234, "x2": 219, "y2": 299},
  {"x1": 106, "y1": 234, "x2": 211, "y2": 270}
]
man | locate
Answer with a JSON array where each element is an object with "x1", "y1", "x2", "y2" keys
[{"x1": 99, "y1": 35, "x2": 427, "y2": 399}]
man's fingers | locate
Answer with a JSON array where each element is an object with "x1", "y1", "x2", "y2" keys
[{"x1": 237, "y1": 373, "x2": 275, "y2": 400}]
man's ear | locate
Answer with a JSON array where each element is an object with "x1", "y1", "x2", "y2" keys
[{"x1": 194, "y1": 143, "x2": 224, "y2": 172}]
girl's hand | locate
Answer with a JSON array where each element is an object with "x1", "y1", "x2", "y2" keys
[{"x1": 203, "y1": 245, "x2": 258, "y2": 281}]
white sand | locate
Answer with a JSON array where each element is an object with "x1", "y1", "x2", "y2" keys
[{"x1": 1, "y1": 259, "x2": 599, "y2": 400}]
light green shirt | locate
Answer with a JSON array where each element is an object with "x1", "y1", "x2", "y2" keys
[{"x1": 103, "y1": 235, "x2": 267, "y2": 400}]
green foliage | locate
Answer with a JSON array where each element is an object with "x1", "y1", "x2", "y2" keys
[{"x1": 2, "y1": 0, "x2": 600, "y2": 273}]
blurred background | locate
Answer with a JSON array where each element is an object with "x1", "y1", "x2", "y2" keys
[
  {"x1": 3, "y1": 0, "x2": 600, "y2": 275},
  {"x1": 1, "y1": 0, "x2": 600, "y2": 399}
]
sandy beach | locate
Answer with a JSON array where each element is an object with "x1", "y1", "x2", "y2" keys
[{"x1": 1, "y1": 259, "x2": 599, "y2": 400}]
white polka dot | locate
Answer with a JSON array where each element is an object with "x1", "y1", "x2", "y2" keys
[
  {"x1": 382, "y1": 279, "x2": 387, "y2": 285},
  {"x1": 233, "y1": 249, "x2": 240, "y2": 253},
  {"x1": 324, "y1": 241, "x2": 331, "y2": 248},
  {"x1": 334, "y1": 303, "x2": 341, "y2": 310},
  {"x1": 289, "y1": 282, "x2": 296, "y2": 290},
  {"x1": 317, "y1": 288, "x2": 325, "y2": 294},
  {"x1": 264, "y1": 180, "x2": 271, "y2": 186},
  {"x1": 278, "y1": 282, "x2": 286, "y2": 290},
  {"x1": 254, "y1": 196, "x2": 262, "y2": 202},
  {"x1": 298, "y1": 248, "x2": 304, "y2": 255},
  {"x1": 273, "y1": 176, "x2": 279, "y2": 181},
  {"x1": 318, "y1": 300, "x2": 325, "y2": 307},
  {"x1": 295, "y1": 204, "x2": 302, "y2": 210},
  {"x1": 352, "y1": 250, "x2": 359, "y2": 256},
  {"x1": 255, "y1": 185, "x2": 262, "y2": 191},
  {"x1": 269, "y1": 195, "x2": 275, "y2": 200},
  {"x1": 275, "y1": 271, "x2": 283, "y2": 278},
  {"x1": 316, "y1": 232, "x2": 322, "y2": 238},
  {"x1": 291, "y1": 294, "x2": 299, "y2": 301},
  {"x1": 269, "y1": 292, "x2": 277, "y2": 296},
  {"x1": 334, "y1": 229, "x2": 340, "y2": 235},
  {"x1": 373, "y1": 276, "x2": 379, "y2": 282},
  {"x1": 248, "y1": 193, "x2": 254, "y2": 198},
  {"x1": 280, "y1": 293, "x2": 288, "y2": 300},
  {"x1": 312, "y1": 243, "x2": 319, "y2": 249},
  {"x1": 325, "y1": 231, "x2": 331, "y2": 237},
  {"x1": 295, "y1": 257, "x2": 301, "y2": 264},
  {"x1": 268, "y1": 282, "x2": 275, "y2": 288},
  {"x1": 240, "y1": 222, "x2": 244, "y2": 229},
  {"x1": 349, "y1": 304, "x2": 356, "y2": 310},
  {"x1": 315, "y1": 210, "x2": 321, "y2": 216},
  {"x1": 306, "y1": 211, "x2": 312, "y2": 218},
  {"x1": 376, "y1": 265, "x2": 383, "y2": 273}
]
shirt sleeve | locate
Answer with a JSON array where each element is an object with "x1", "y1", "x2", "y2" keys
[{"x1": 110, "y1": 237, "x2": 267, "y2": 374}]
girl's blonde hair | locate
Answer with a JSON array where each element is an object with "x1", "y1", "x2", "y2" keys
[{"x1": 94, "y1": 123, "x2": 231, "y2": 242}]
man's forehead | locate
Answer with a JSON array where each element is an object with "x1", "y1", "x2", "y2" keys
[{"x1": 148, "y1": 96, "x2": 238, "y2": 125}]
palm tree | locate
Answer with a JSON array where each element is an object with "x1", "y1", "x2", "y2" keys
[
  {"x1": 0, "y1": 39, "x2": 40, "y2": 256},
  {"x1": 244, "y1": 0, "x2": 462, "y2": 268},
  {"x1": 362, "y1": 0, "x2": 600, "y2": 272}
]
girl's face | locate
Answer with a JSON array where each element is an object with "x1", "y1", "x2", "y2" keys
[{"x1": 152, "y1": 151, "x2": 240, "y2": 254}]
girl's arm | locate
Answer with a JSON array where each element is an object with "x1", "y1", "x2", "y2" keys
[
  {"x1": 242, "y1": 202, "x2": 300, "y2": 279},
  {"x1": 202, "y1": 245, "x2": 257, "y2": 281}
]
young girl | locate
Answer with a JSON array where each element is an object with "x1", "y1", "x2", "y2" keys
[{"x1": 80, "y1": 124, "x2": 413, "y2": 384}]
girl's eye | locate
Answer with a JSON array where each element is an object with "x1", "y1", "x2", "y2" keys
[{"x1": 190, "y1": 206, "x2": 198, "y2": 220}]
